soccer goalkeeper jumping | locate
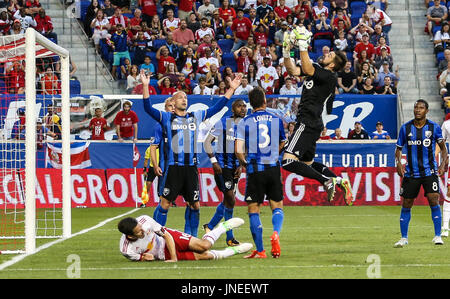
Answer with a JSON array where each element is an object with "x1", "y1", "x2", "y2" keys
[{"x1": 280, "y1": 25, "x2": 353, "y2": 205}]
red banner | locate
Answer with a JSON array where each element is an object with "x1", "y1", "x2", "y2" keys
[{"x1": 0, "y1": 167, "x2": 447, "y2": 208}]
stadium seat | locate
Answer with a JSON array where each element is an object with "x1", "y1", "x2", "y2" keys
[
  {"x1": 79, "y1": 0, "x2": 90, "y2": 21},
  {"x1": 153, "y1": 39, "x2": 166, "y2": 50},
  {"x1": 433, "y1": 25, "x2": 442, "y2": 35},
  {"x1": 350, "y1": 1, "x2": 366, "y2": 18},
  {"x1": 429, "y1": 1, "x2": 446, "y2": 7},
  {"x1": 313, "y1": 39, "x2": 332, "y2": 53},
  {"x1": 218, "y1": 39, "x2": 234, "y2": 54},
  {"x1": 437, "y1": 51, "x2": 445, "y2": 64},
  {"x1": 70, "y1": 79, "x2": 81, "y2": 95},
  {"x1": 222, "y1": 53, "x2": 237, "y2": 72}
]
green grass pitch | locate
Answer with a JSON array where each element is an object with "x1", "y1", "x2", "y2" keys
[{"x1": 1, "y1": 205, "x2": 450, "y2": 279}]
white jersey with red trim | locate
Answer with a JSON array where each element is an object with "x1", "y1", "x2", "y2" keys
[{"x1": 119, "y1": 215, "x2": 166, "y2": 261}]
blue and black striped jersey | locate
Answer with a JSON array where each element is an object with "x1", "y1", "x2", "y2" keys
[
  {"x1": 396, "y1": 119, "x2": 444, "y2": 178},
  {"x1": 210, "y1": 116, "x2": 241, "y2": 170},
  {"x1": 236, "y1": 110, "x2": 287, "y2": 174}
]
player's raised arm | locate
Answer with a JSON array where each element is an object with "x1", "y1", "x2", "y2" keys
[
  {"x1": 283, "y1": 26, "x2": 314, "y2": 76},
  {"x1": 141, "y1": 69, "x2": 164, "y2": 122}
]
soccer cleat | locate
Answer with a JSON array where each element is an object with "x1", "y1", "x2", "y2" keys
[
  {"x1": 244, "y1": 250, "x2": 267, "y2": 259},
  {"x1": 325, "y1": 178, "x2": 337, "y2": 202},
  {"x1": 433, "y1": 236, "x2": 444, "y2": 245},
  {"x1": 394, "y1": 237, "x2": 408, "y2": 248},
  {"x1": 442, "y1": 228, "x2": 449, "y2": 237},
  {"x1": 340, "y1": 178, "x2": 353, "y2": 206},
  {"x1": 202, "y1": 223, "x2": 211, "y2": 233},
  {"x1": 270, "y1": 231, "x2": 281, "y2": 258},
  {"x1": 226, "y1": 238, "x2": 240, "y2": 247},
  {"x1": 221, "y1": 217, "x2": 245, "y2": 231},
  {"x1": 230, "y1": 243, "x2": 253, "y2": 254}
]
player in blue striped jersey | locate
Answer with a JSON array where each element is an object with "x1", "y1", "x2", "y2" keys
[
  {"x1": 235, "y1": 87, "x2": 287, "y2": 259},
  {"x1": 203, "y1": 99, "x2": 248, "y2": 247},
  {"x1": 394, "y1": 99, "x2": 448, "y2": 247},
  {"x1": 141, "y1": 70, "x2": 243, "y2": 237}
]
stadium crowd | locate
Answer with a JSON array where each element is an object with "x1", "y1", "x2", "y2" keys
[{"x1": 79, "y1": 0, "x2": 396, "y2": 97}]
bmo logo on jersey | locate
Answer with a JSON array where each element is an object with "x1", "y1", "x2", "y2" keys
[{"x1": 408, "y1": 139, "x2": 431, "y2": 147}]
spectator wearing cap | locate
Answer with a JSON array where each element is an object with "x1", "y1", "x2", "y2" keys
[
  {"x1": 274, "y1": 21, "x2": 290, "y2": 57},
  {"x1": 370, "y1": 121, "x2": 391, "y2": 140},
  {"x1": 348, "y1": 122, "x2": 370, "y2": 139},
  {"x1": 10, "y1": 18, "x2": 23, "y2": 34},
  {"x1": 256, "y1": 56, "x2": 278, "y2": 94},
  {"x1": 210, "y1": 9, "x2": 225, "y2": 39},
  {"x1": 353, "y1": 31, "x2": 376, "y2": 67},
  {"x1": 114, "y1": 100, "x2": 138, "y2": 142},
  {"x1": 374, "y1": 46, "x2": 393, "y2": 71},
  {"x1": 231, "y1": 8, "x2": 253, "y2": 52}
]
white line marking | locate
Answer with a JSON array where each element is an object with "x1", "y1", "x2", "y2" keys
[{"x1": 0, "y1": 208, "x2": 139, "y2": 271}]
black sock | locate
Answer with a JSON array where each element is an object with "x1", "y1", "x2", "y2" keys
[
  {"x1": 311, "y1": 162, "x2": 337, "y2": 178},
  {"x1": 282, "y1": 159, "x2": 329, "y2": 185}
]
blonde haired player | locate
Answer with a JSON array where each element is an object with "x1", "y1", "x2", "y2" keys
[{"x1": 118, "y1": 215, "x2": 252, "y2": 262}]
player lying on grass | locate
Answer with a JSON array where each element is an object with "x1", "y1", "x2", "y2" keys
[{"x1": 118, "y1": 215, "x2": 252, "y2": 262}]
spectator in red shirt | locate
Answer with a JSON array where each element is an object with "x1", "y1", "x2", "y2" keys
[
  {"x1": 231, "y1": 8, "x2": 253, "y2": 52},
  {"x1": 219, "y1": 0, "x2": 236, "y2": 22},
  {"x1": 6, "y1": 60, "x2": 25, "y2": 94},
  {"x1": 0, "y1": 11, "x2": 11, "y2": 35},
  {"x1": 89, "y1": 108, "x2": 109, "y2": 140},
  {"x1": 34, "y1": 8, "x2": 57, "y2": 42},
  {"x1": 319, "y1": 127, "x2": 331, "y2": 140},
  {"x1": 132, "y1": 82, "x2": 157, "y2": 95},
  {"x1": 353, "y1": 32, "x2": 375, "y2": 67},
  {"x1": 157, "y1": 76, "x2": 177, "y2": 95},
  {"x1": 332, "y1": 128, "x2": 346, "y2": 140},
  {"x1": 114, "y1": 101, "x2": 139, "y2": 142},
  {"x1": 253, "y1": 23, "x2": 269, "y2": 47},
  {"x1": 139, "y1": 0, "x2": 157, "y2": 26},
  {"x1": 274, "y1": 0, "x2": 292, "y2": 20},
  {"x1": 156, "y1": 45, "x2": 176, "y2": 78},
  {"x1": 178, "y1": 0, "x2": 196, "y2": 22},
  {"x1": 128, "y1": 8, "x2": 143, "y2": 37}
]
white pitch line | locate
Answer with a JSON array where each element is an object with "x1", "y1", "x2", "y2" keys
[
  {"x1": 5, "y1": 263, "x2": 450, "y2": 273},
  {"x1": 0, "y1": 208, "x2": 140, "y2": 271}
]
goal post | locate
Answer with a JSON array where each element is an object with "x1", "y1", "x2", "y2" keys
[
  {"x1": 25, "y1": 28, "x2": 71, "y2": 254},
  {"x1": 0, "y1": 28, "x2": 71, "y2": 254}
]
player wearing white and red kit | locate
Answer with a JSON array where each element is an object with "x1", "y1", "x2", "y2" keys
[
  {"x1": 118, "y1": 215, "x2": 252, "y2": 261},
  {"x1": 441, "y1": 114, "x2": 450, "y2": 237}
]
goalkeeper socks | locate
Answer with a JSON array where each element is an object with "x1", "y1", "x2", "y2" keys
[
  {"x1": 224, "y1": 207, "x2": 234, "y2": 240},
  {"x1": 208, "y1": 202, "x2": 225, "y2": 230},
  {"x1": 443, "y1": 199, "x2": 450, "y2": 230},
  {"x1": 311, "y1": 162, "x2": 337, "y2": 179},
  {"x1": 282, "y1": 159, "x2": 329, "y2": 185},
  {"x1": 400, "y1": 207, "x2": 411, "y2": 238},
  {"x1": 272, "y1": 208, "x2": 284, "y2": 235},
  {"x1": 249, "y1": 213, "x2": 264, "y2": 252},
  {"x1": 430, "y1": 205, "x2": 442, "y2": 237},
  {"x1": 153, "y1": 204, "x2": 168, "y2": 226},
  {"x1": 189, "y1": 207, "x2": 200, "y2": 238}
]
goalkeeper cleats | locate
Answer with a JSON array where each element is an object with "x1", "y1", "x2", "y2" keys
[
  {"x1": 244, "y1": 250, "x2": 267, "y2": 259},
  {"x1": 340, "y1": 178, "x2": 354, "y2": 206}
]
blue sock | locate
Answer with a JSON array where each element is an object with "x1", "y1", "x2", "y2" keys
[
  {"x1": 249, "y1": 213, "x2": 264, "y2": 252},
  {"x1": 431, "y1": 205, "x2": 442, "y2": 237},
  {"x1": 400, "y1": 207, "x2": 411, "y2": 238},
  {"x1": 153, "y1": 204, "x2": 168, "y2": 226},
  {"x1": 272, "y1": 208, "x2": 284, "y2": 235},
  {"x1": 189, "y1": 208, "x2": 200, "y2": 237},
  {"x1": 224, "y1": 207, "x2": 234, "y2": 241},
  {"x1": 208, "y1": 202, "x2": 225, "y2": 230},
  {"x1": 184, "y1": 206, "x2": 191, "y2": 235}
]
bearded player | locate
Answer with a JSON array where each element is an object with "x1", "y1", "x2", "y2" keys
[{"x1": 280, "y1": 25, "x2": 353, "y2": 204}]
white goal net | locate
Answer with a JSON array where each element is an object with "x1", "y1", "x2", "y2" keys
[{"x1": 0, "y1": 29, "x2": 71, "y2": 254}]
